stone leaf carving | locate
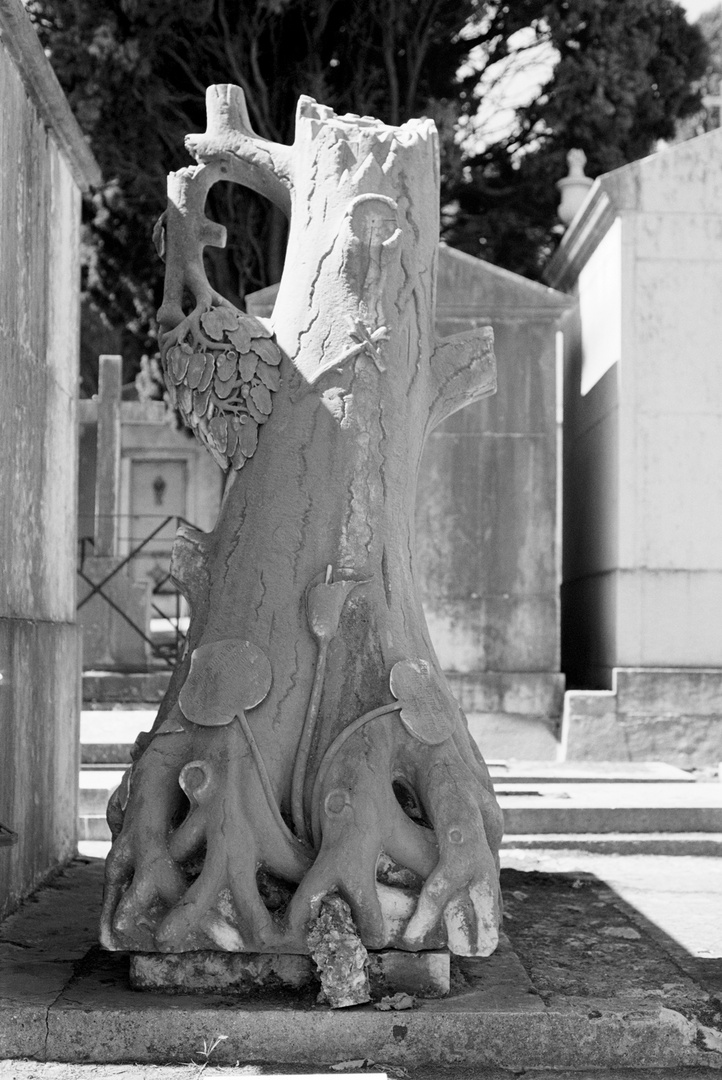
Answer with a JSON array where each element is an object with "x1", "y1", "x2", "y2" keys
[
  {"x1": 163, "y1": 306, "x2": 282, "y2": 473},
  {"x1": 178, "y1": 638, "x2": 272, "y2": 726},
  {"x1": 389, "y1": 658, "x2": 457, "y2": 745}
]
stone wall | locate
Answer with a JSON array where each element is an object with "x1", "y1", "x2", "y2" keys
[
  {"x1": 548, "y1": 129, "x2": 722, "y2": 690},
  {"x1": 0, "y1": 0, "x2": 100, "y2": 916},
  {"x1": 415, "y1": 246, "x2": 570, "y2": 756}
]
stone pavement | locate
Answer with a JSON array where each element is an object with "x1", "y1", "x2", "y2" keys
[{"x1": 1, "y1": 853, "x2": 721, "y2": 1075}]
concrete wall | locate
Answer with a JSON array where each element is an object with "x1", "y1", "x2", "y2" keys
[
  {"x1": 416, "y1": 246, "x2": 570, "y2": 679},
  {"x1": 0, "y1": 0, "x2": 100, "y2": 916},
  {"x1": 549, "y1": 129, "x2": 722, "y2": 689}
]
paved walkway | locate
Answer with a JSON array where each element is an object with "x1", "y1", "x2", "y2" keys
[{"x1": 1, "y1": 851, "x2": 721, "y2": 1076}]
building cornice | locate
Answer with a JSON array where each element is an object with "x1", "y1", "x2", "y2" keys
[
  {"x1": 0, "y1": 0, "x2": 101, "y2": 190},
  {"x1": 543, "y1": 182, "x2": 616, "y2": 293}
]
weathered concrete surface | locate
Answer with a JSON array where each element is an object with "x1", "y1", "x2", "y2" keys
[
  {"x1": 416, "y1": 248, "x2": 570, "y2": 713},
  {"x1": 0, "y1": 620, "x2": 80, "y2": 921},
  {"x1": 3, "y1": 1068, "x2": 722, "y2": 1080},
  {"x1": 548, "y1": 129, "x2": 722, "y2": 689},
  {"x1": 0, "y1": 0, "x2": 98, "y2": 919},
  {"x1": 130, "y1": 952, "x2": 313, "y2": 994},
  {"x1": 2, "y1": 858, "x2": 721, "y2": 1070},
  {"x1": 563, "y1": 667, "x2": 722, "y2": 767}
]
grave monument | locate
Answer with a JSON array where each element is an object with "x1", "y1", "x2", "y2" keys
[{"x1": 101, "y1": 84, "x2": 503, "y2": 999}]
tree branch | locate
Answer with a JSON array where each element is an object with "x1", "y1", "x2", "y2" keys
[
  {"x1": 185, "y1": 84, "x2": 294, "y2": 217},
  {"x1": 427, "y1": 326, "x2": 496, "y2": 429}
]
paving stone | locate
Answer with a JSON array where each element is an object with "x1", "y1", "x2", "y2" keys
[{"x1": 2, "y1": 859, "x2": 722, "y2": 1072}]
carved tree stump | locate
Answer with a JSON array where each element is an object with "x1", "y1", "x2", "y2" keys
[{"x1": 101, "y1": 86, "x2": 503, "y2": 960}]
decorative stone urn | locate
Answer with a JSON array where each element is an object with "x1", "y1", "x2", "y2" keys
[{"x1": 557, "y1": 148, "x2": 594, "y2": 227}]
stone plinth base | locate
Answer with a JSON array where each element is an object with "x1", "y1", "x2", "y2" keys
[
  {"x1": 130, "y1": 949, "x2": 450, "y2": 999},
  {"x1": 130, "y1": 952, "x2": 311, "y2": 993}
]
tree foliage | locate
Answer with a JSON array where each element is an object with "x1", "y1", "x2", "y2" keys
[
  {"x1": 674, "y1": 3, "x2": 722, "y2": 142},
  {"x1": 445, "y1": 0, "x2": 708, "y2": 279},
  {"x1": 28, "y1": 0, "x2": 482, "y2": 382},
  {"x1": 28, "y1": 0, "x2": 707, "y2": 379}
]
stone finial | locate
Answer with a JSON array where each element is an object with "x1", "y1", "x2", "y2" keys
[{"x1": 556, "y1": 149, "x2": 594, "y2": 227}]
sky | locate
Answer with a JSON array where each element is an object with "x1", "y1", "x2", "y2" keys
[
  {"x1": 679, "y1": 0, "x2": 720, "y2": 18},
  {"x1": 461, "y1": 0, "x2": 721, "y2": 155}
]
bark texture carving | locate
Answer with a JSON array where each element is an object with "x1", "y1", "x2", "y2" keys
[{"x1": 101, "y1": 85, "x2": 503, "y2": 961}]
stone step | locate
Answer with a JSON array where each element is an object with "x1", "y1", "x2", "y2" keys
[
  {"x1": 79, "y1": 769, "x2": 722, "y2": 841},
  {"x1": 80, "y1": 710, "x2": 696, "y2": 785},
  {"x1": 502, "y1": 832, "x2": 722, "y2": 854},
  {"x1": 83, "y1": 670, "x2": 171, "y2": 705},
  {"x1": 488, "y1": 760, "x2": 694, "y2": 784},
  {"x1": 80, "y1": 709, "x2": 155, "y2": 764}
]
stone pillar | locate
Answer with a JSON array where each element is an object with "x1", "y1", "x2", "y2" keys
[{"x1": 94, "y1": 355, "x2": 122, "y2": 557}]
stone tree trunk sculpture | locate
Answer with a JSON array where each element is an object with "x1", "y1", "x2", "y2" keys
[{"x1": 101, "y1": 85, "x2": 503, "y2": 968}]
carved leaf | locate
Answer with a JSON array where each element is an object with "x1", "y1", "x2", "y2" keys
[
  {"x1": 214, "y1": 375, "x2": 236, "y2": 400},
  {"x1": 228, "y1": 323, "x2": 252, "y2": 354},
  {"x1": 209, "y1": 415, "x2": 228, "y2": 454},
  {"x1": 178, "y1": 638, "x2": 272, "y2": 726},
  {"x1": 186, "y1": 353, "x2": 207, "y2": 389},
  {"x1": 201, "y1": 306, "x2": 241, "y2": 340},
  {"x1": 215, "y1": 352, "x2": 237, "y2": 382},
  {"x1": 238, "y1": 417, "x2": 259, "y2": 458},
  {"x1": 232, "y1": 441, "x2": 247, "y2": 470},
  {"x1": 177, "y1": 384, "x2": 192, "y2": 413},
  {"x1": 250, "y1": 318, "x2": 273, "y2": 339},
  {"x1": 198, "y1": 354, "x2": 215, "y2": 392},
  {"x1": 245, "y1": 393, "x2": 268, "y2": 424},
  {"x1": 389, "y1": 659, "x2": 456, "y2": 745},
  {"x1": 250, "y1": 383, "x2": 272, "y2": 415},
  {"x1": 307, "y1": 579, "x2": 364, "y2": 642},
  {"x1": 226, "y1": 417, "x2": 241, "y2": 456},
  {"x1": 239, "y1": 353, "x2": 258, "y2": 383},
  {"x1": 256, "y1": 362, "x2": 281, "y2": 392},
  {"x1": 253, "y1": 338, "x2": 282, "y2": 366},
  {"x1": 193, "y1": 384, "x2": 212, "y2": 417},
  {"x1": 169, "y1": 345, "x2": 191, "y2": 383}
]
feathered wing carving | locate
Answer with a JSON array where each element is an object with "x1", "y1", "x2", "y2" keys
[{"x1": 163, "y1": 305, "x2": 282, "y2": 471}]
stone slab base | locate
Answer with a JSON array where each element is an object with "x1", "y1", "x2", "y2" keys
[
  {"x1": 130, "y1": 951, "x2": 311, "y2": 993},
  {"x1": 130, "y1": 949, "x2": 450, "y2": 999},
  {"x1": 2, "y1": 860, "x2": 721, "y2": 1070},
  {"x1": 563, "y1": 667, "x2": 722, "y2": 767}
]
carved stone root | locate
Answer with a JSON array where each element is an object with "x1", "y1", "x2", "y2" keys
[{"x1": 101, "y1": 84, "x2": 503, "y2": 967}]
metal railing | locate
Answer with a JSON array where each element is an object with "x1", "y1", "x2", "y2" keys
[{"x1": 77, "y1": 515, "x2": 197, "y2": 668}]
